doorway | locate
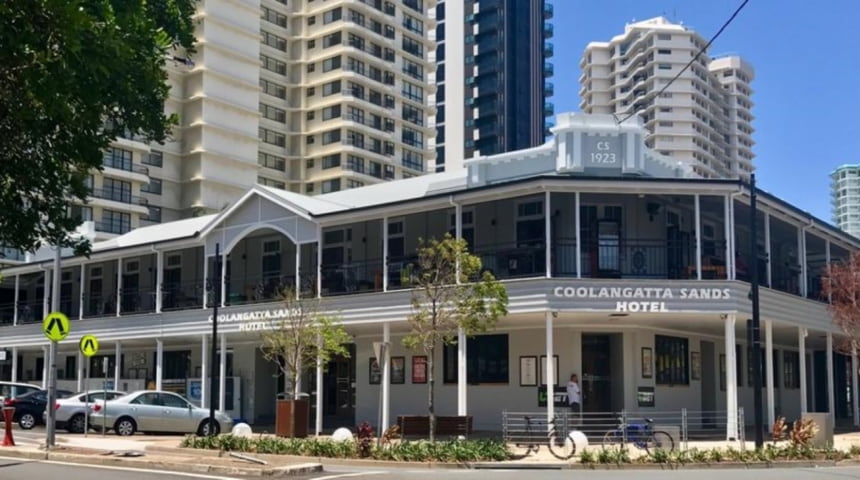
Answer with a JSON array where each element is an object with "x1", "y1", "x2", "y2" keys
[
  {"x1": 581, "y1": 334, "x2": 622, "y2": 412},
  {"x1": 308, "y1": 344, "x2": 356, "y2": 430},
  {"x1": 700, "y1": 341, "x2": 717, "y2": 428}
]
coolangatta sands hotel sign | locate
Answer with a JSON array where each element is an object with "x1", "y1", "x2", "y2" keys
[
  {"x1": 209, "y1": 308, "x2": 298, "y2": 332},
  {"x1": 553, "y1": 286, "x2": 733, "y2": 312}
]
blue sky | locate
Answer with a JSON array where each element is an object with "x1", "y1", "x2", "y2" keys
[{"x1": 550, "y1": 0, "x2": 859, "y2": 224}]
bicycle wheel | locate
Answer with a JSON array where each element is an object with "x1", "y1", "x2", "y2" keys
[
  {"x1": 602, "y1": 429, "x2": 623, "y2": 448},
  {"x1": 509, "y1": 441, "x2": 537, "y2": 459},
  {"x1": 548, "y1": 431, "x2": 576, "y2": 460},
  {"x1": 644, "y1": 430, "x2": 674, "y2": 454}
]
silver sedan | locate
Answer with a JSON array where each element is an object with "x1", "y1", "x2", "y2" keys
[{"x1": 89, "y1": 390, "x2": 233, "y2": 436}]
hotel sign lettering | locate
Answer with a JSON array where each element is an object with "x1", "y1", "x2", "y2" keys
[
  {"x1": 209, "y1": 308, "x2": 298, "y2": 332},
  {"x1": 552, "y1": 286, "x2": 732, "y2": 313}
]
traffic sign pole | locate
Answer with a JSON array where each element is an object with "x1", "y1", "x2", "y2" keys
[
  {"x1": 46, "y1": 247, "x2": 61, "y2": 449},
  {"x1": 78, "y1": 335, "x2": 100, "y2": 438}
]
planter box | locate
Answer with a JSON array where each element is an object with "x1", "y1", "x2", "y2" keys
[{"x1": 276, "y1": 398, "x2": 309, "y2": 438}]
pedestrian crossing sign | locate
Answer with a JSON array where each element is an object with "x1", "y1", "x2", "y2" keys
[
  {"x1": 80, "y1": 335, "x2": 99, "y2": 357},
  {"x1": 42, "y1": 312, "x2": 70, "y2": 342}
]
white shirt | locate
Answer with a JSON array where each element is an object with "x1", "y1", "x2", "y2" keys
[{"x1": 566, "y1": 381, "x2": 581, "y2": 404}]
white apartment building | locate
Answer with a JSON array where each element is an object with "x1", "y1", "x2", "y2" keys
[
  {"x1": 76, "y1": 0, "x2": 437, "y2": 241},
  {"x1": 831, "y1": 164, "x2": 860, "y2": 237},
  {"x1": 580, "y1": 17, "x2": 755, "y2": 180}
]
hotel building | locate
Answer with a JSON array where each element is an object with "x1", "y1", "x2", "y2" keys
[{"x1": 0, "y1": 113, "x2": 855, "y2": 438}]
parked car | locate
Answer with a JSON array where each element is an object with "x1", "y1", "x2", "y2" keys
[
  {"x1": 0, "y1": 382, "x2": 41, "y2": 404},
  {"x1": 8, "y1": 389, "x2": 73, "y2": 429},
  {"x1": 47, "y1": 390, "x2": 126, "y2": 433},
  {"x1": 89, "y1": 390, "x2": 233, "y2": 436}
]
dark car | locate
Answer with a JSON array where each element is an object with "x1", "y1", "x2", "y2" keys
[{"x1": 6, "y1": 389, "x2": 73, "y2": 429}]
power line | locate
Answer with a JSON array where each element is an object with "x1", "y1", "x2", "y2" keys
[{"x1": 615, "y1": 0, "x2": 751, "y2": 125}]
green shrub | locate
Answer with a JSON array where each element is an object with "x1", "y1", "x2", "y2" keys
[
  {"x1": 687, "y1": 448, "x2": 708, "y2": 463},
  {"x1": 648, "y1": 447, "x2": 670, "y2": 464},
  {"x1": 707, "y1": 448, "x2": 723, "y2": 463},
  {"x1": 578, "y1": 449, "x2": 595, "y2": 464},
  {"x1": 849, "y1": 444, "x2": 860, "y2": 457}
]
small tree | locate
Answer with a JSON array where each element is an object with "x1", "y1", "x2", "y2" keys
[
  {"x1": 260, "y1": 288, "x2": 351, "y2": 400},
  {"x1": 822, "y1": 251, "x2": 860, "y2": 353},
  {"x1": 402, "y1": 234, "x2": 508, "y2": 442}
]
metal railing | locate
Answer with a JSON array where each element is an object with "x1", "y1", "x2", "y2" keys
[
  {"x1": 321, "y1": 259, "x2": 383, "y2": 296},
  {"x1": 474, "y1": 242, "x2": 546, "y2": 280},
  {"x1": 90, "y1": 188, "x2": 148, "y2": 206},
  {"x1": 503, "y1": 409, "x2": 744, "y2": 450},
  {"x1": 119, "y1": 287, "x2": 157, "y2": 314},
  {"x1": 161, "y1": 281, "x2": 205, "y2": 311},
  {"x1": 554, "y1": 238, "x2": 728, "y2": 280}
]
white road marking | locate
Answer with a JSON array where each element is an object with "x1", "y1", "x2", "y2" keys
[
  {"x1": 312, "y1": 472, "x2": 386, "y2": 480},
  {"x1": 0, "y1": 456, "x2": 241, "y2": 480}
]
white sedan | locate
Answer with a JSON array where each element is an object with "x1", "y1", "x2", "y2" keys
[
  {"x1": 89, "y1": 390, "x2": 233, "y2": 436},
  {"x1": 49, "y1": 390, "x2": 126, "y2": 433}
]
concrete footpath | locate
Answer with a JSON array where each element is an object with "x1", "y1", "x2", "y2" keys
[{"x1": 0, "y1": 433, "x2": 322, "y2": 477}]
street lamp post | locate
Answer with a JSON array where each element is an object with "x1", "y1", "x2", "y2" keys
[
  {"x1": 208, "y1": 243, "x2": 221, "y2": 436},
  {"x1": 748, "y1": 174, "x2": 764, "y2": 449}
]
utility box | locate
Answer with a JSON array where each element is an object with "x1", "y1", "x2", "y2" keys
[
  {"x1": 276, "y1": 394, "x2": 309, "y2": 438},
  {"x1": 801, "y1": 412, "x2": 833, "y2": 448}
]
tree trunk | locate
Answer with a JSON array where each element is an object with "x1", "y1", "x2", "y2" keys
[{"x1": 428, "y1": 343, "x2": 436, "y2": 443}]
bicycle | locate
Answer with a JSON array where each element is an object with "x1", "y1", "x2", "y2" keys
[
  {"x1": 509, "y1": 414, "x2": 577, "y2": 460},
  {"x1": 602, "y1": 417, "x2": 674, "y2": 453}
]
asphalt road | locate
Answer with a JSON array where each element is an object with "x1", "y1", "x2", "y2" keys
[
  {"x1": 292, "y1": 465, "x2": 860, "y2": 480},
  {"x1": 0, "y1": 456, "x2": 238, "y2": 480},
  {"x1": 6, "y1": 455, "x2": 860, "y2": 480}
]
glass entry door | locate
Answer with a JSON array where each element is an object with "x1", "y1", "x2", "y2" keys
[{"x1": 581, "y1": 334, "x2": 613, "y2": 412}]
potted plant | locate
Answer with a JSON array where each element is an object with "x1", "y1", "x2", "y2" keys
[{"x1": 260, "y1": 288, "x2": 350, "y2": 437}]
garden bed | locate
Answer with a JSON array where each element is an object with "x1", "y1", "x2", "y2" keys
[{"x1": 181, "y1": 435, "x2": 860, "y2": 466}]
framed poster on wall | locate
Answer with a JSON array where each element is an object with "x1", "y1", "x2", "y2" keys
[
  {"x1": 369, "y1": 358, "x2": 381, "y2": 385},
  {"x1": 519, "y1": 356, "x2": 538, "y2": 386},
  {"x1": 540, "y1": 355, "x2": 559, "y2": 386},
  {"x1": 412, "y1": 356, "x2": 427, "y2": 384},
  {"x1": 391, "y1": 356, "x2": 406, "y2": 384},
  {"x1": 691, "y1": 351, "x2": 701, "y2": 380},
  {"x1": 641, "y1": 347, "x2": 653, "y2": 379}
]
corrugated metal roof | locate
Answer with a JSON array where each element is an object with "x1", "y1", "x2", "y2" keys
[{"x1": 92, "y1": 214, "x2": 216, "y2": 251}]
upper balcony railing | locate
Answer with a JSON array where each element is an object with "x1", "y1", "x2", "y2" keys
[{"x1": 90, "y1": 188, "x2": 149, "y2": 206}]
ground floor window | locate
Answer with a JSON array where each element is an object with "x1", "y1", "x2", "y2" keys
[
  {"x1": 655, "y1": 335, "x2": 689, "y2": 385},
  {"x1": 443, "y1": 334, "x2": 509, "y2": 384}
]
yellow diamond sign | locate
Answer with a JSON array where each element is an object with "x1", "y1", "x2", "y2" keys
[
  {"x1": 42, "y1": 312, "x2": 70, "y2": 342},
  {"x1": 79, "y1": 335, "x2": 99, "y2": 358}
]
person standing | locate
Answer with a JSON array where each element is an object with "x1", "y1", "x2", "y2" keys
[{"x1": 566, "y1": 373, "x2": 581, "y2": 414}]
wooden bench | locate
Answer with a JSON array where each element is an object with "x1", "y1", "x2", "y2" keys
[{"x1": 397, "y1": 415, "x2": 473, "y2": 437}]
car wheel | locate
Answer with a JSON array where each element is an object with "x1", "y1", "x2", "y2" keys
[
  {"x1": 18, "y1": 413, "x2": 36, "y2": 430},
  {"x1": 68, "y1": 414, "x2": 86, "y2": 434},
  {"x1": 198, "y1": 419, "x2": 220, "y2": 436},
  {"x1": 114, "y1": 417, "x2": 137, "y2": 436}
]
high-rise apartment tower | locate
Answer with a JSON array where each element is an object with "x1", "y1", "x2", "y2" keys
[
  {"x1": 432, "y1": 0, "x2": 554, "y2": 172},
  {"x1": 74, "y1": 0, "x2": 437, "y2": 240},
  {"x1": 580, "y1": 17, "x2": 754, "y2": 180},
  {"x1": 831, "y1": 164, "x2": 860, "y2": 237}
]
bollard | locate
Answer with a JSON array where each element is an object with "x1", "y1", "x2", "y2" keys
[{"x1": 2, "y1": 406, "x2": 15, "y2": 447}]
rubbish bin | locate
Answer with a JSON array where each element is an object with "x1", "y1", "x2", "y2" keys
[
  {"x1": 275, "y1": 393, "x2": 309, "y2": 438},
  {"x1": 801, "y1": 412, "x2": 833, "y2": 448}
]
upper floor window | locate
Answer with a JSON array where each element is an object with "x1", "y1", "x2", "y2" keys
[{"x1": 323, "y1": 7, "x2": 342, "y2": 24}]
